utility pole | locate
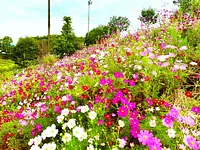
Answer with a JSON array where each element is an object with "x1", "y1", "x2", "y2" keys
[
  {"x1": 48, "y1": 0, "x2": 51, "y2": 53},
  {"x1": 88, "y1": 0, "x2": 92, "y2": 33}
]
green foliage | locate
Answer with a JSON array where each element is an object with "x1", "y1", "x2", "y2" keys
[
  {"x1": 0, "y1": 36, "x2": 13, "y2": 59},
  {"x1": 14, "y1": 37, "x2": 39, "y2": 67},
  {"x1": 85, "y1": 25, "x2": 110, "y2": 46},
  {"x1": 108, "y1": 16, "x2": 130, "y2": 33},
  {"x1": 139, "y1": 7, "x2": 158, "y2": 25}
]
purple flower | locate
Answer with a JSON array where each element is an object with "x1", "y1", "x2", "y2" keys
[
  {"x1": 100, "y1": 78, "x2": 107, "y2": 86},
  {"x1": 129, "y1": 80, "x2": 136, "y2": 86},
  {"x1": 35, "y1": 124, "x2": 42, "y2": 130},
  {"x1": 130, "y1": 127, "x2": 140, "y2": 138},
  {"x1": 182, "y1": 116, "x2": 195, "y2": 126},
  {"x1": 138, "y1": 130, "x2": 153, "y2": 146},
  {"x1": 107, "y1": 78, "x2": 113, "y2": 85},
  {"x1": 111, "y1": 97, "x2": 119, "y2": 105},
  {"x1": 162, "y1": 115, "x2": 174, "y2": 128},
  {"x1": 117, "y1": 106, "x2": 128, "y2": 118},
  {"x1": 126, "y1": 102, "x2": 136, "y2": 110},
  {"x1": 168, "y1": 107, "x2": 180, "y2": 119},
  {"x1": 97, "y1": 120, "x2": 104, "y2": 126},
  {"x1": 120, "y1": 97, "x2": 128, "y2": 105},
  {"x1": 115, "y1": 91, "x2": 123, "y2": 100},
  {"x1": 130, "y1": 118, "x2": 139, "y2": 127},
  {"x1": 130, "y1": 110, "x2": 138, "y2": 119},
  {"x1": 164, "y1": 102, "x2": 170, "y2": 108},
  {"x1": 148, "y1": 137, "x2": 162, "y2": 150},
  {"x1": 183, "y1": 135, "x2": 199, "y2": 150},
  {"x1": 191, "y1": 106, "x2": 200, "y2": 114},
  {"x1": 146, "y1": 98, "x2": 153, "y2": 106},
  {"x1": 114, "y1": 72, "x2": 122, "y2": 79}
]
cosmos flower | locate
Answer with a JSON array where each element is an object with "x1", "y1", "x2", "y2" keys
[
  {"x1": 138, "y1": 130, "x2": 153, "y2": 146},
  {"x1": 117, "y1": 106, "x2": 128, "y2": 118}
]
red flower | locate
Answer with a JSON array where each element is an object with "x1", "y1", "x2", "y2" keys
[
  {"x1": 82, "y1": 86, "x2": 89, "y2": 91},
  {"x1": 104, "y1": 114, "x2": 111, "y2": 120},
  {"x1": 158, "y1": 100, "x2": 165, "y2": 106},
  {"x1": 153, "y1": 99, "x2": 159, "y2": 104},
  {"x1": 185, "y1": 91, "x2": 192, "y2": 98}
]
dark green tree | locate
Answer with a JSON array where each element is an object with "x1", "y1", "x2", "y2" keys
[
  {"x1": 85, "y1": 25, "x2": 110, "y2": 46},
  {"x1": 138, "y1": 7, "x2": 158, "y2": 25},
  {"x1": 14, "y1": 37, "x2": 39, "y2": 67},
  {"x1": 108, "y1": 16, "x2": 130, "y2": 34},
  {"x1": 0, "y1": 36, "x2": 13, "y2": 58},
  {"x1": 59, "y1": 16, "x2": 76, "y2": 57}
]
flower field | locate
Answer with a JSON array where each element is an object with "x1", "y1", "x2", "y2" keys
[{"x1": 0, "y1": 10, "x2": 200, "y2": 150}]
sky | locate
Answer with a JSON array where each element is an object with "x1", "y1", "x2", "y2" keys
[{"x1": 0, "y1": 0, "x2": 178, "y2": 44}]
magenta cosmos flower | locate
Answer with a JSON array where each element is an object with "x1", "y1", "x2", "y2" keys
[
  {"x1": 184, "y1": 135, "x2": 199, "y2": 150},
  {"x1": 191, "y1": 106, "x2": 200, "y2": 114},
  {"x1": 114, "y1": 72, "x2": 123, "y2": 79},
  {"x1": 130, "y1": 127, "x2": 140, "y2": 138},
  {"x1": 148, "y1": 137, "x2": 162, "y2": 150},
  {"x1": 138, "y1": 130, "x2": 153, "y2": 146},
  {"x1": 99, "y1": 78, "x2": 107, "y2": 86},
  {"x1": 117, "y1": 106, "x2": 128, "y2": 118}
]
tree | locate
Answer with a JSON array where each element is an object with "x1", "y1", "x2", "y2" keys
[
  {"x1": 59, "y1": 16, "x2": 77, "y2": 58},
  {"x1": 14, "y1": 37, "x2": 39, "y2": 67},
  {"x1": 85, "y1": 25, "x2": 110, "y2": 46},
  {"x1": 108, "y1": 16, "x2": 130, "y2": 34},
  {"x1": 138, "y1": 7, "x2": 158, "y2": 25},
  {"x1": 0, "y1": 36, "x2": 13, "y2": 58}
]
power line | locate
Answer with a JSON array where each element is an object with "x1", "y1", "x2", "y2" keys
[{"x1": 52, "y1": 0, "x2": 62, "y2": 17}]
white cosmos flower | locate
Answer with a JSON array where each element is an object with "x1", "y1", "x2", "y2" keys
[
  {"x1": 149, "y1": 119, "x2": 156, "y2": 127},
  {"x1": 67, "y1": 119, "x2": 76, "y2": 129},
  {"x1": 46, "y1": 124, "x2": 58, "y2": 138},
  {"x1": 81, "y1": 105, "x2": 89, "y2": 113},
  {"x1": 28, "y1": 138, "x2": 35, "y2": 146},
  {"x1": 57, "y1": 115, "x2": 64, "y2": 124},
  {"x1": 30, "y1": 145, "x2": 41, "y2": 150},
  {"x1": 48, "y1": 142, "x2": 56, "y2": 150},
  {"x1": 88, "y1": 111, "x2": 97, "y2": 120},
  {"x1": 34, "y1": 135, "x2": 42, "y2": 146},
  {"x1": 61, "y1": 108, "x2": 69, "y2": 116},
  {"x1": 41, "y1": 143, "x2": 48, "y2": 150},
  {"x1": 72, "y1": 126, "x2": 85, "y2": 138},
  {"x1": 62, "y1": 133, "x2": 72, "y2": 143},
  {"x1": 190, "y1": 62, "x2": 197, "y2": 66},
  {"x1": 166, "y1": 128, "x2": 176, "y2": 138},
  {"x1": 62, "y1": 123, "x2": 67, "y2": 130},
  {"x1": 118, "y1": 120, "x2": 125, "y2": 128},
  {"x1": 87, "y1": 144, "x2": 95, "y2": 150}
]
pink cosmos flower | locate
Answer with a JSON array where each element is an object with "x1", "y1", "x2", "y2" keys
[
  {"x1": 138, "y1": 130, "x2": 153, "y2": 146},
  {"x1": 148, "y1": 137, "x2": 162, "y2": 150},
  {"x1": 115, "y1": 91, "x2": 123, "y2": 100},
  {"x1": 183, "y1": 135, "x2": 199, "y2": 150},
  {"x1": 99, "y1": 78, "x2": 107, "y2": 86},
  {"x1": 130, "y1": 110, "x2": 138, "y2": 119},
  {"x1": 146, "y1": 98, "x2": 153, "y2": 106},
  {"x1": 182, "y1": 116, "x2": 195, "y2": 126},
  {"x1": 162, "y1": 115, "x2": 174, "y2": 128},
  {"x1": 117, "y1": 106, "x2": 128, "y2": 118},
  {"x1": 126, "y1": 102, "x2": 136, "y2": 110},
  {"x1": 97, "y1": 120, "x2": 104, "y2": 126},
  {"x1": 130, "y1": 127, "x2": 140, "y2": 138},
  {"x1": 114, "y1": 72, "x2": 123, "y2": 79},
  {"x1": 130, "y1": 118, "x2": 139, "y2": 127},
  {"x1": 191, "y1": 106, "x2": 200, "y2": 114},
  {"x1": 168, "y1": 107, "x2": 180, "y2": 119}
]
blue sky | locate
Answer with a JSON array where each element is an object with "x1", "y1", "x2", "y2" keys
[{"x1": 0, "y1": 0, "x2": 177, "y2": 44}]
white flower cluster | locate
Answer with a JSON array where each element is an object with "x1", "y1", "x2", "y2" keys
[
  {"x1": 56, "y1": 108, "x2": 70, "y2": 123},
  {"x1": 28, "y1": 134, "x2": 57, "y2": 150}
]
